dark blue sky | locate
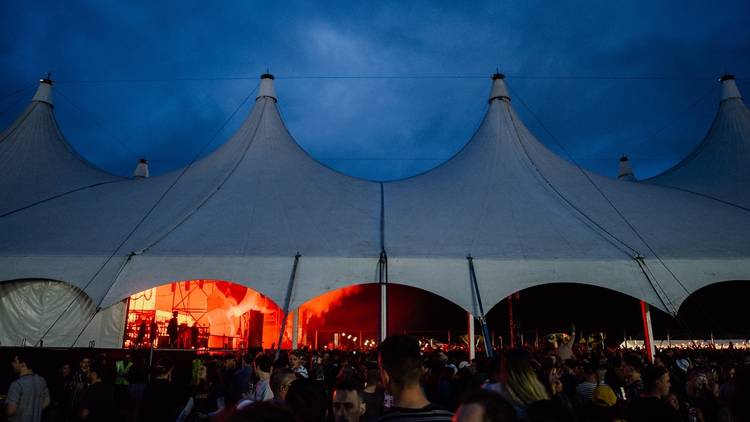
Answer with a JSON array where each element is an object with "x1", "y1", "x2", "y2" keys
[{"x1": 1, "y1": 1, "x2": 749, "y2": 181}]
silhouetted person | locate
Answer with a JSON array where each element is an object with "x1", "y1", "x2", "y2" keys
[
  {"x1": 167, "y1": 311, "x2": 179, "y2": 348},
  {"x1": 376, "y1": 335, "x2": 453, "y2": 421}
]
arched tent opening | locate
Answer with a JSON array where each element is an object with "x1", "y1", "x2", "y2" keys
[
  {"x1": 677, "y1": 280, "x2": 750, "y2": 342},
  {"x1": 293, "y1": 283, "x2": 468, "y2": 351},
  {"x1": 123, "y1": 280, "x2": 281, "y2": 350},
  {"x1": 0, "y1": 279, "x2": 127, "y2": 348},
  {"x1": 485, "y1": 282, "x2": 679, "y2": 350}
]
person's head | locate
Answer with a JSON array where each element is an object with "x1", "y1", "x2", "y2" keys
[
  {"x1": 378, "y1": 335, "x2": 423, "y2": 395},
  {"x1": 60, "y1": 363, "x2": 72, "y2": 377},
  {"x1": 270, "y1": 367, "x2": 296, "y2": 401},
  {"x1": 172, "y1": 311, "x2": 178, "y2": 318},
  {"x1": 196, "y1": 364, "x2": 208, "y2": 382},
  {"x1": 365, "y1": 364, "x2": 381, "y2": 388},
  {"x1": 11, "y1": 352, "x2": 33, "y2": 375},
  {"x1": 153, "y1": 358, "x2": 174, "y2": 380},
  {"x1": 332, "y1": 380, "x2": 365, "y2": 422},
  {"x1": 79, "y1": 357, "x2": 91, "y2": 374},
  {"x1": 453, "y1": 389, "x2": 518, "y2": 422},
  {"x1": 687, "y1": 369, "x2": 708, "y2": 392},
  {"x1": 254, "y1": 354, "x2": 272, "y2": 377},
  {"x1": 642, "y1": 365, "x2": 670, "y2": 399},
  {"x1": 88, "y1": 364, "x2": 104, "y2": 384},
  {"x1": 502, "y1": 349, "x2": 550, "y2": 406},
  {"x1": 289, "y1": 350, "x2": 303, "y2": 369},
  {"x1": 224, "y1": 353, "x2": 237, "y2": 370},
  {"x1": 286, "y1": 378, "x2": 329, "y2": 422},
  {"x1": 124, "y1": 353, "x2": 132, "y2": 362}
]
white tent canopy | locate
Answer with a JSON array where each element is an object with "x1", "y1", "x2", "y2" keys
[
  {"x1": 0, "y1": 74, "x2": 381, "y2": 315},
  {"x1": 385, "y1": 74, "x2": 750, "y2": 316},
  {"x1": 1, "y1": 73, "x2": 749, "y2": 346},
  {"x1": 646, "y1": 75, "x2": 750, "y2": 209},
  {"x1": 0, "y1": 78, "x2": 121, "y2": 216}
]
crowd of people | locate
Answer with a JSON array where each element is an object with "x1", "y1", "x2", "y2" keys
[{"x1": 3, "y1": 333, "x2": 750, "y2": 422}]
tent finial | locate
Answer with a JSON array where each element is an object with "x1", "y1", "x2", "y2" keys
[
  {"x1": 258, "y1": 72, "x2": 277, "y2": 102},
  {"x1": 489, "y1": 71, "x2": 510, "y2": 103},
  {"x1": 719, "y1": 72, "x2": 742, "y2": 101}
]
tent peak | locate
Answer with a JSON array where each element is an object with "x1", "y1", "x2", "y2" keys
[
  {"x1": 133, "y1": 158, "x2": 149, "y2": 178},
  {"x1": 617, "y1": 154, "x2": 636, "y2": 181},
  {"x1": 31, "y1": 74, "x2": 54, "y2": 107},
  {"x1": 489, "y1": 72, "x2": 510, "y2": 103},
  {"x1": 257, "y1": 73, "x2": 277, "y2": 102},
  {"x1": 719, "y1": 74, "x2": 742, "y2": 101}
]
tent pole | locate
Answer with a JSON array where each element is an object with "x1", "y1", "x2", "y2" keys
[
  {"x1": 468, "y1": 312, "x2": 476, "y2": 360},
  {"x1": 379, "y1": 251, "x2": 388, "y2": 343},
  {"x1": 291, "y1": 308, "x2": 299, "y2": 350},
  {"x1": 467, "y1": 257, "x2": 493, "y2": 357},
  {"x1": 640, "y1": 301, "x2": 655, "y2": 363},
  {"x1": 276, "y1": 254, "x2": 301, "y2": 361}
]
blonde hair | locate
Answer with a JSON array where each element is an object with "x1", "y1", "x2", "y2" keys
[{"x1": 503, "y1": 351, "x2": 549, "y2": 407}]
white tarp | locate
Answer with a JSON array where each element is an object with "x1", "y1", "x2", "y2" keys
[{"x1": 0, "y1": 280, "x2": 126, "y2": 348}]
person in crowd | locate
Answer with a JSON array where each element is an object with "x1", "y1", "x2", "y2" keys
[
  {"x1": 229, "y1": 352, "x2": 254, "y2": 406},
  {"x1": 626, "y1": 365, "x2": 680, "y2": 422},
  {"x1": 128, "y1": 353, "x2": 149, "y2": 422},
  {"x1": 575, "y1": 363, "x2": 599, "y2": 408},
  {"x1": 140, "y1": 358, "x2": 182, "y2": 422},
  {"x1": 589, "y1": 384, "x2": 625, "y2": 422},
  {"x1": 286, "y1": 377, "x2": 329, "y2": 422},
  {"x1": 250, "y1": 354, "x2": 274, "y2": 402},
  {"x1": 289, "y1": 350, "x2": 309, "y2": 379},
  {"x1": 332, "y1": 379, "x2": 367, "y2": 422},
  {"x1": 270, "y1": 367, "x2": 296, "y2": 402},
  {"x1": 500, "y1": 349, "x2": 550, "y2": 419},
  {"x1": 376, "y1": 334, "x2": 453, "y2": 421},
  {"x1": 685, "y1": 369, "x2": 720, "y2": 422},
  {"x1": 49, "y1": 362, "x2": 74, "y2": 422},
  {"x1": 362, "y1": 364, "x2": 385, "y2": 421},
  {"x1": 5, "y1": 352, "x2": 50, "y2": 422},
  {"x1": 453, "y1": 389, "x2": 518, "y2": 422},
  {"x1": 70, "y1": 357, "x2": 91, "y2": 416},
  {"x1": 719, "y1": 363, "x2": 750, "y2": 422},
  {"x1": 78, "y1": 363, "x2": 115, "y2": 421},
  {"x1": 167, "y1": 311, "x2": 179, "y2": 348},
  {"x1": 185, "y1": 362, "x2": 225, "y2": 420},
  {"x1": 623, "y1": 354, "x2": 644, "y2": 402}
]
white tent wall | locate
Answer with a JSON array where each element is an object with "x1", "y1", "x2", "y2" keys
[{"x1": 0, "y1": 280, "x2": 126, "y2": 347}]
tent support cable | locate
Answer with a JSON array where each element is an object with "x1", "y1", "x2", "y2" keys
[
  {"x1": 467, "y1": 256, "x2": 494, "y2": 358},
  {"x1": 134, "y1": 89, "x2": 263, "y2": 255},
  {"x1": 511, "y1": 93, "x2": 691, "y2": 313}
]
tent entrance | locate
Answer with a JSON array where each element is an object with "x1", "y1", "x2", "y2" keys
[{"x1": 124, "y1": 280, "x2": 281, "y2": 351}]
